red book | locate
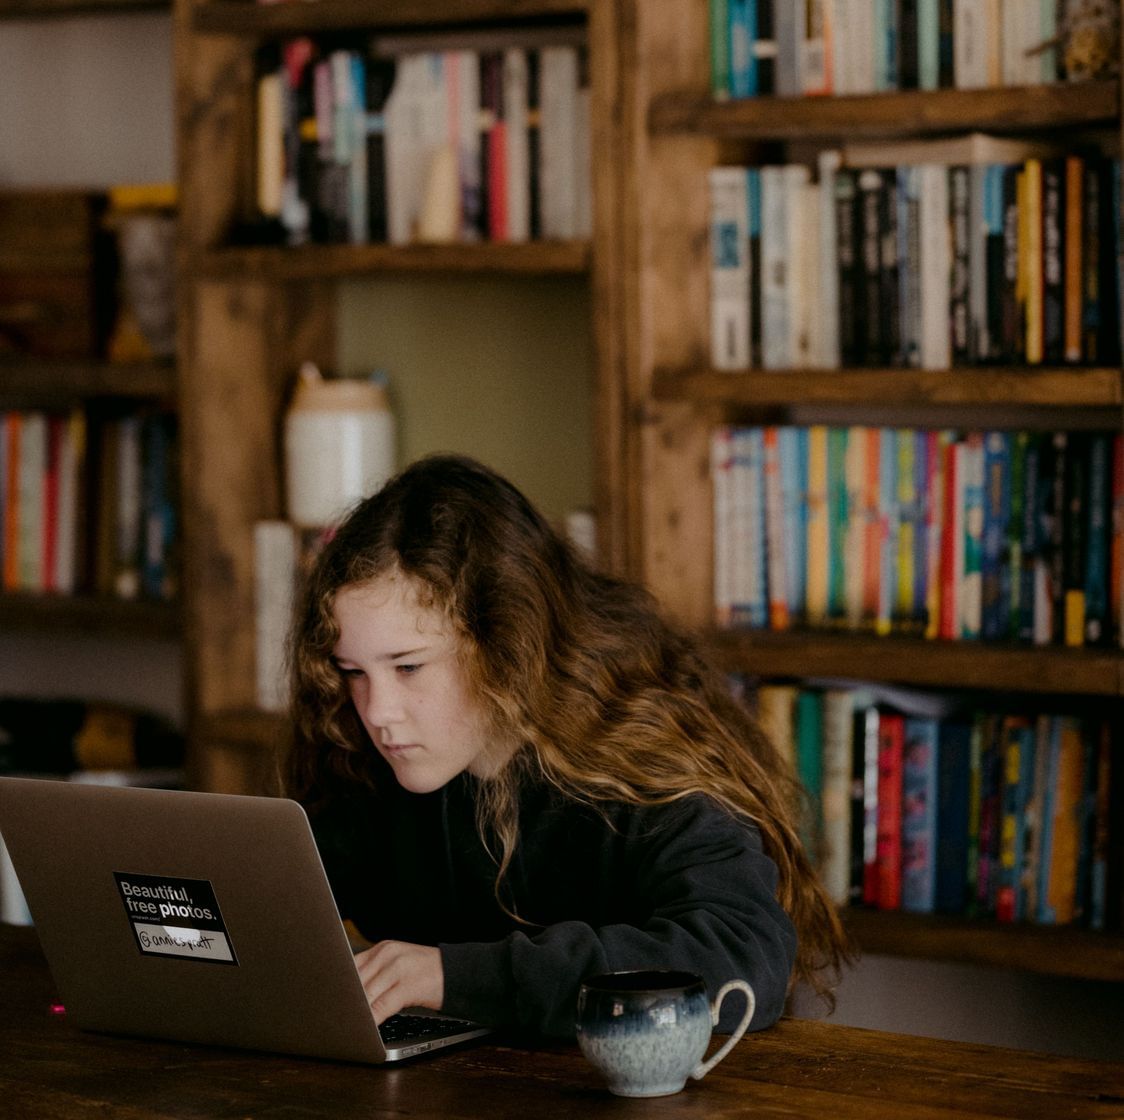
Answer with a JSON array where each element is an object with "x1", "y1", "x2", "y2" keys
[{"x1": 875, "y1": 711, "x2": 905, "y2": 910}]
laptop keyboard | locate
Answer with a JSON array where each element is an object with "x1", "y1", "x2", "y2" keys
[{"x1": 379, "y1": 1012, "x2": 478, "y2": 1043}]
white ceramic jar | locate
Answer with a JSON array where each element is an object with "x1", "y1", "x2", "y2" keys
[{"x1": 284, "y1": 364, "x2": 397, "y2": 529}]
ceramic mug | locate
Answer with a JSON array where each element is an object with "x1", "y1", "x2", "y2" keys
[{"x1": 575, "y1": 970, "x2": 756, "y2": 1097}]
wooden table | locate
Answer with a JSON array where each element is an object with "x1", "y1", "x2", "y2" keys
[{"x1": 2, "y1": 923, "x2": 1122, "y2": 1119}]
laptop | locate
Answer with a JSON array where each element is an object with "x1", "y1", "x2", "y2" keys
[{"x1": 0, "y1": 776, "x2": 491, "y2": 1063}]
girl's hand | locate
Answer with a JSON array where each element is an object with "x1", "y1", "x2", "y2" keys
[{"x1": 353, "y1": 940, "x2": 444, "y2": 1024}]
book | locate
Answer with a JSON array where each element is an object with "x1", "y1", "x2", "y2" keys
[
  {"x1": 780, "y1": 426, "x2": 807, "y2": 621},
  {"x1": 917, "y1": 162, "x2": 951, "y2": 370},
  {"x1": 757, "y1": 684, "x2": 797, "y2": 769},
  {"x1": 980, "y1": 431, "x2": 1011, "y2": 640},
  {"x1": 805, "y1": 425, "x2": 830, "y2": 624},
  {"x1": 858, "y1": 702, "x2": 881, "y2": 906},
  {"x1": 708, "y1": 167, "x2": 752, "y2": 370},
  {"x1": 16, "y1": 412, "x2": 47, "y2": 592},
  {"x1": 1084, "y1": 432, "x2": 1111, "y2": 645},
  {"x1": 502, "y1": 48, "x2": 531, "y2": 243},
  {"x1": 959, "y1": 431, "x2": 983, "y2": 640},
  {"x1": 820, "y1": 687, "x2": 855, "y2": 904},
  {"x1": 794, "y1": 689, "x2": 823, "y2": 852},
  {"x1": 711, "y1": 426, "x2": 736, "y2": 627},
  {"x1": 876, "y1": 710, "x2": 905, "y2": 909},
  {"x1": 539, "y1": 45, "x2": 581, "y2": 239},
  {"x1": 995, "y1": 714, "x2": 1036, "y2": 922},
  {"x1": 1037, "y1": 715, "x2": 1086, "y2": 924},
  {"x1": 935, "y1": 718, "x2": 973, "y2": 912},
  {"x1": 901, "y1": 716, "x2": 940, "y2": 912},
  {"x1": 841, "y1": 132, "x2": 1060, "y2": 170}
]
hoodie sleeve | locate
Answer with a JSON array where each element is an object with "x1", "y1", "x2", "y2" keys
[{"x1": 439, "y1": 795, "x2": 796, "y2": 1038}]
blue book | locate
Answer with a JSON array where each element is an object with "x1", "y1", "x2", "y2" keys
[
  {"x1": 827, "y1": 427, "x2": 849, "y2": 622},
  {"x1": 995, "y1": 715, "x2": 1036, "y2": 922},
  {"x1": 1017, "y1": 434, "x2": 1042, "y2": 642},
  {"x1": 795, "y1": 689, "x2": 823, "y2": 852},
  {"x1": 935, "y1": 719, "x2": 972, "y2": 913},
  {"x1": 780, "y1": 426, "x2": 807, "y2": 622},
  {"x1": 1084, "y1": 432, "x2": 1110, "y2": 644},
  {"x1": 728, "y1": 0, "x2": 758, "y2": 97},
  {"x1": 141, "y1": 412, "x2": 178, "y2": 602},
  {"x1": 980, "y1": 431, "x2": 1011, "y2": 641},
  {"x1": 901, "y1": 717, "x2": 939, "y2": 912}
]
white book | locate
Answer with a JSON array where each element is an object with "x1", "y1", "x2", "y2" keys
[
  {"x1": 842, "y1": 131, "x2": 1061, "y2": 169},
  {"x1": 818, "y1": 150, "x2": 842, "y2": 369},
  {"x1": 539, "y1": 45, "x2": 579, "y2": 239},
  {"x1": 796, "y1": 180, "x2": 822, "y2": 369},
  {"x1": 573, "y1": 48, "x2": 592, "y2": 239},
  {"x1": 917, "y1": 163, "x2": 951, "y2": 370},
  {"x1": 254, "y1": 520, "x2": 299, "y2": 713},
  {"x1": 954, "y1": 0, "x2": 996, "y2": 88},
  {"x1": 851, "y1": 0, "x2": 877, "y2": 94},
  {"x1": 775, "y1": 0, "x2": 802, "y2": 95},
  {"x1": 761, "y1": 164, "x2": 810, "y2": 369},
  {"x1": 502, "y1": 48, "x2": 531, "y2": 243},
  {"x1": 1001, "y1": 0, "x2": 1040, "y2": 86},
  {"x1": 830, "y1": 0, "x2": 852, "y2": 94},
  {"x1": 708, "y1": 167, "x2": 751, "y2": 370},
  {"x1": 803, "y1": 0, "x2": 830, "y2": 94},
  {"x1": 384, "y1": 53, "x2": 447, "y2": 245}
]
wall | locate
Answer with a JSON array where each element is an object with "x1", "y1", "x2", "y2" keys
[
  {"x1": 0, "y1": 10, "x2": 182, "y2": 725},
  {"x1": 338, "y1": 275, "x2": 594, "y2": 527}
]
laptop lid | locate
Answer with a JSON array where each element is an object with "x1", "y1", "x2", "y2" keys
[{"x1": 0, "y1": 777, "x2": 488, "y2": 1064}]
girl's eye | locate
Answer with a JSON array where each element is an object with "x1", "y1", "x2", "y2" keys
[
  {"x1": 335, "y1": 664, "x2": 364, "y2": 679},
  {"x1": 396, "y1": 663, "x2": 421, "y2": 675}
]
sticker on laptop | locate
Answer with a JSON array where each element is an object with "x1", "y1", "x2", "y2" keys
[{"x1": 114, "y1": 872, "x2": 238, "y2": 965}]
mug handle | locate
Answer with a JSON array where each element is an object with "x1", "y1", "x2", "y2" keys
[{"x1": 690, "y1": 979, "x2": 756, "y2": 1082}]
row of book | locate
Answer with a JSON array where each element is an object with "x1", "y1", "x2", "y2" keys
[
  {"x1": 0, "y1": 407, "x2": 178, "y2": 602},
  {"x1": 711, "y1": 424, "x2": 1124, "y2": 647},
  {"x1": 708, "y1": 140, "x2": 1121, "y2": 372},
  {"x1": 709, "y1": 0, "x2": 1066, "y2": 100},
  {"x1": 253, "y1": 31, "x2": 592, "y2": 248},
  {"x1": 744, "y1": 680, "x2": 1120, "y2": 929}
]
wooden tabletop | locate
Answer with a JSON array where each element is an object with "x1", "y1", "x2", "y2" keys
[{"x1": 2, "y1": 922, "x2": 1122, "y2": 1118}]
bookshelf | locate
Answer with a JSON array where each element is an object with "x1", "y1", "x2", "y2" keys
[
  {"x1": 598, "y1": 3, "x2": 1124, "y2": 982},
  {"x1": 174, "y1": 0, "x2": 603, "y2": 793},
  {"x1": 0, "y1": 356, "x2": 180, "y2": 633}
]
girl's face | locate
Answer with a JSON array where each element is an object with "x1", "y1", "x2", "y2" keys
[{"x1": 331, "y1": 573, "x2": 512, "y2": 794}]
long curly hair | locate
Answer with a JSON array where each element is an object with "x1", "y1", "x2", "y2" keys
[{"x1": 286, "y1": 453, "x2": 851, "y2": 1007}]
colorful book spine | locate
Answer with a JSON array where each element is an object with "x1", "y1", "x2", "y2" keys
[{"x1": 901, "y1": 716, "x2": 940, "y2": 912}]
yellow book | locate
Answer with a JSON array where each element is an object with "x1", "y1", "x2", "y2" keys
[{"x1": 896, "y1": 428, "x2": 916, "y2": 630}]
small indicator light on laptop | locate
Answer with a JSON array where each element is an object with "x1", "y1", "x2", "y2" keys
[{"x1": 49, "y1": 1003, "x2": 66, "y2": 1016}]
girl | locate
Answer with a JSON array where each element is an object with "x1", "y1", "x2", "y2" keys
[{"x1": 286, "y1": 454, "x2": 849, "y2": 1037}]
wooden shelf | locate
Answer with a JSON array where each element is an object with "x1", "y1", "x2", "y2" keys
[
  {"x1": 844, "y1": 908, "x2": 1124, "y2": 983},
  {"x1": 649, "y1": 80, "x2": 1119, "y2": 141},
  {"x1": 0, "y1": 358, "x2": 176, "y2": 404},
  {"x1": 192, "y1": 239, "x2": 591, "y2": 281},
  {"x1": 0, "y1": 0, "x2": 165, "y2": 16},
  {"x1": 708, "y1": 629, "x2": 1124, "y2": 696},
  {"x1": 653, "y1": 366, "x2": 1124, "y2": 409},
  {"x1": 193, "y1": 0, "x2": 586, "y2": 36},
  {"x1": 0, "y1": 592, "x2": 181, "y2": 639},
  {"x1": 196, "y1": 708, "x2": 287, "y2": 751}
]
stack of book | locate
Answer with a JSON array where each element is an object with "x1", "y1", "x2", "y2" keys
[
  {"x1": 743, "y1": 680, "x2": 1120, "y2": 930},
  {"x1": 711, "y1": 424, "x2": 1121, "y2": 647},
  {"x1": 708, "y1": 138, "x2": 1121, "y2": 372},
  {"x1": 709, "y1": 0, "x2": 1065, "y2": 99},
  {"x1": 253, "y1": 30, "x2": 592, "y2": 248},
  {"x1": 0, "y1": 407, "x2": 178, "y2": 602}
]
